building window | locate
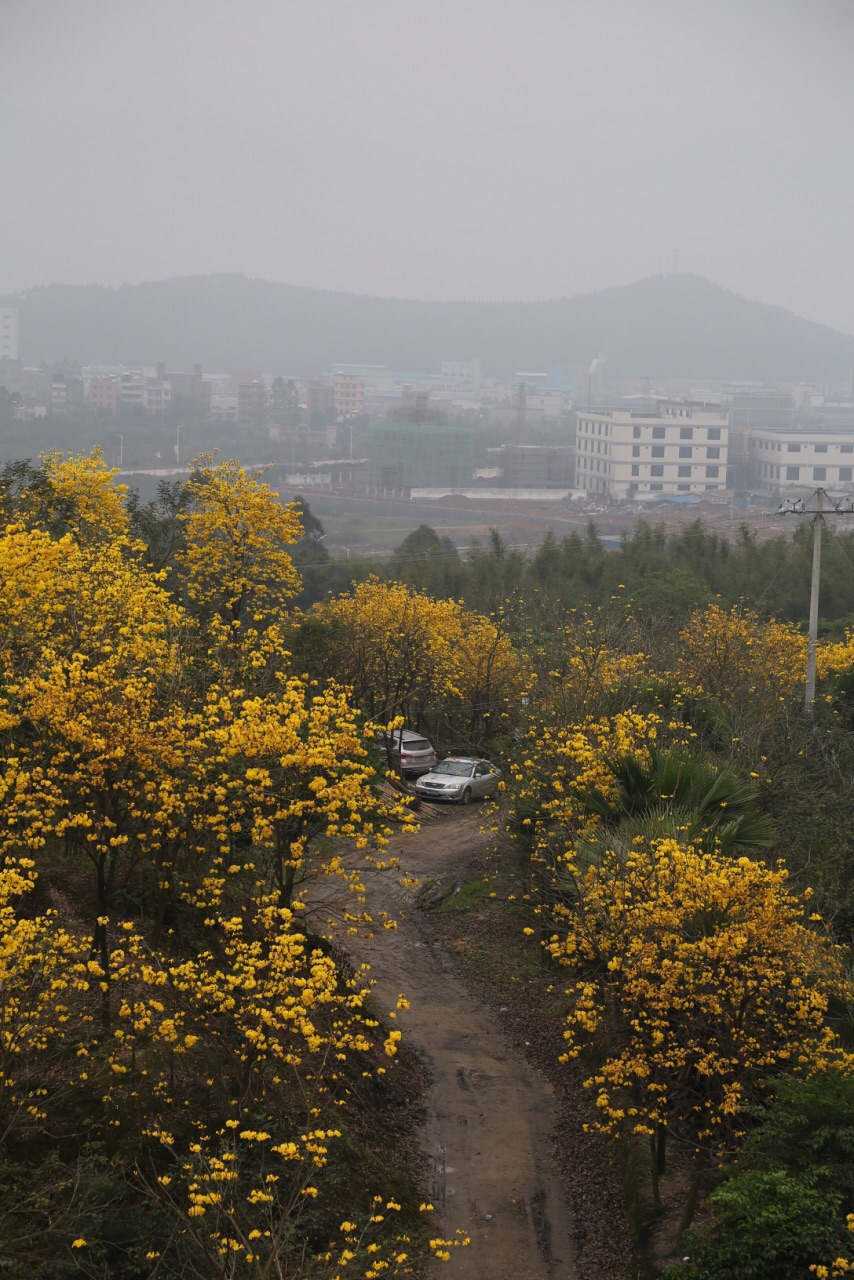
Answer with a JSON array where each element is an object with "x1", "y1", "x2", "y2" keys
[
  {"x1": 652, "y1": 426, "x2": 665, "y2": 439},
  {"x1": 786, "y1": 466, "x2": 800, "y2": 480},
  {"x1": 815, "y1": 444, "x2": 828, "y2": 453},
  {"x1": 708, "y1": 428, "x2": 721, "y2": 440},
  {"x1": 707, "y1": 447, "x2": 720, "y2": 459},
  {"x1": 679, "y1": 426, "x2": 693, "y2": 439},
  {"x1": 631, "y1": 464, "x2": 639, "y2": 476},
  {"x1": 632, "y1": 445, "x2": 640, "y2": 457},
  {"x1": 633, "y1": 426, "x2": 641, "y2": 438},
  {"x1": 677, "y1": 483, "x2": 690, "y2": 491},
  {"x1": 814, "y1": 467, "x2": 827, "y2": 481},
  {"x1": 787, "y1": 443, "x2": 801, "y2": 452},
  {"x1": 840, "y1": 467, "x2": 852, "y2": 482},
  {"x1": 679, "y1": 446, "x2": 692, "y2": 458},
  {"x1": 678, "y1": 465, "x2": 691, "y2": 477},
  {"x1": 649, "y1": 482, "x2": 663, "y2": 491},
  {"x1": 651, "y1": 445, "x2": 665, "y2": 457},
  {"x1": 706, "y1": 466, "x2": 719, "y2": 478},
  {"x1": 651, "y1": 464, "x2": 664, "y2": 477},
  {"x1": 842, "y1": 444, "x2": 854, "y2": 454}
]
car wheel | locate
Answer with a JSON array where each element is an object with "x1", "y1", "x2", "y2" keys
[{"x1": 460, "y1": 787, "x2": 472, "y2": 805}]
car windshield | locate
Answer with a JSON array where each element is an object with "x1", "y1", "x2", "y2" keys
[{"x1": 433, "y1": 760, "x2": 474, "y2": 776}]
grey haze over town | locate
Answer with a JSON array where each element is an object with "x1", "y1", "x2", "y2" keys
[
  {"x1": 3, "y1": 0, "x2": 854, "y2": 332},
  {"x1": 2, "y1": 0, "x2": 854, "y2": 530}
]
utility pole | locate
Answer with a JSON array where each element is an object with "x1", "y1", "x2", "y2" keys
[
  {"x1": 778, "y1": 488, "x2": 854, "y2": 712},
  {"x1": 515, "y1": 379, "x2": 527, "y2": 437},
  {"x1": 806, "y1": 488, "x2": 823, "y2": 710}
]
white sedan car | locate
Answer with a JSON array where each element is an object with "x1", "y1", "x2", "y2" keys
[{"x1": 414, "y1": 757, "x2": 502, "y2": 804}]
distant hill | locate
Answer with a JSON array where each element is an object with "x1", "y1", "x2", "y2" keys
[{"x1": 3, "y1": 273, "x2": 854, "y2": 383}]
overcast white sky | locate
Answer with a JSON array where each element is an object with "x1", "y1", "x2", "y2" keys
[{"x1": 3, "y1": 0, "x2": 853, "y2": 331}]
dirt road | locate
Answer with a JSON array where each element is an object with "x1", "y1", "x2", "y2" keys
[{"x1": 321, "y1": 808, "x2": 579, "y2": 1279}]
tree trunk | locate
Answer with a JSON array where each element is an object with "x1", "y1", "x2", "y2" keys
[
  {"x1": 676, "y1": 1147, "x2": 707, "y2": 1243},
  {"x1": 649, "y1": 1128, "x2": 665, "y2": 1214},
  {"x1": 92, "y1": 852, "x2": 111, "y2": 1028}
]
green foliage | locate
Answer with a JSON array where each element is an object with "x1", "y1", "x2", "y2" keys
[
  {"x1": 744, "y1": 1073, "x2": 854, "y2": 1202},
  {"x1": 671, "y1": 1170, "x2": 843, "y2": 1280},
  {"x1": 571, "y1": 747, "x2": 775, "y2": 857},
  {"x1": 629, "y1": 567, "x2": 711, "y2": 621},
  {"x1": 126, "y1": 478, "x2": 189, "y2": 571}
]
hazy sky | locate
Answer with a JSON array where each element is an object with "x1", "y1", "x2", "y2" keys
[{"x1": 3, "y1": 0, "x2": 854, "y2": 332}]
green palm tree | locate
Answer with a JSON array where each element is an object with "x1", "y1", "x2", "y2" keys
[{"x1": 571, "y1": 747, "x2": 774, "y2": 858}]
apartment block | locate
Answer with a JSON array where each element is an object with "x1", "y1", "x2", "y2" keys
[
  {"x1": 575, "y1": 401, "x2": 730, "y2": 499},
  {"x1": 306, "y1": 379, "x2": 335, "y2": 424},
  {"x1": 163, "y1": 363, "x2": 211, "y2": 412},
  {"x1": 332, "y1": 372, "x2": 366, "y2": 418},
  {"x1": 237, "y1": 380, "x2": 268, "y2": 428},
  {"x1": 0, "y1": 308, "x2": 19, "y2": 361},
  {"x1": 144, "y1": 381, "x2": 171, "y2": 413},
  {"x1": 88, "y1": 377, "x2": 119, "y2": 413}
]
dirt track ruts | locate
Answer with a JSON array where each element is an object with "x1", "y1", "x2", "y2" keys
[{"x1": 318, "y1": 808, "x2": 578, "y2": 1279}]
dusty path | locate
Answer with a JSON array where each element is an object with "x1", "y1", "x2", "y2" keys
[{"x1": 318, "y1": 808, "x2": 577, "y2": 1279}]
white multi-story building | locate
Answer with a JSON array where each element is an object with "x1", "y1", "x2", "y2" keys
[
  {"x1": 749, "y1": 426, "x2": 854, "y2": 494},
  {"x1": 441, "y1": 358, "x2": 481, "y2": 392},
  {"x1": 575, "y1": 401, "x2": 730, "y2": 500},
  {"x1": 0, "y1": 308, "x2": 19, "y2": 361}
]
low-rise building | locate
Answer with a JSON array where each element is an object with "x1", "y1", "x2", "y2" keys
[
  {"x1": 749, "y1": 426, "x2": 854, "y2": 493},
  {"x1": 502, "y1": 444, "x2": 574, "y2": 488}
]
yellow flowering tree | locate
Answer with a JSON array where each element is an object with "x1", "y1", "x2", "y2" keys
[
  {"x1": 191, "y1": 677, "x2": 414, "y2": 920},
  {"x1": 530, "y1": 597, "x2": 653, "y2": 720},
  {"x1": 0, "y1": 523, "x2": 191, "y2": 1010},
  {"x1": 301, "y1": 577, "x2": 525, "y2": 743},
  {"x1": 547, "y1": 837, "x2": 852, "y2": 1230},
  {"x1": 177, "y1": 455, "x2": 302, "y2": 626},
  {"x1": 674, "y1": 602, "x2": 805, "y2": 713},
  {"x1": 0, "y1": 454, "x2": 452, "y2": 1274}
]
